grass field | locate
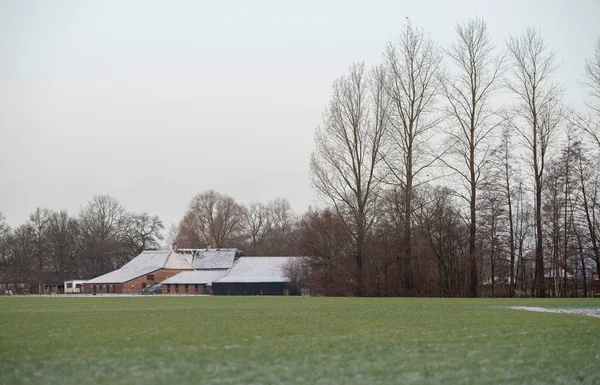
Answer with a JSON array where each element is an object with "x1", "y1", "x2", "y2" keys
[{"x1": 1, "y1": 297, "x2": 599, "y2": 385}]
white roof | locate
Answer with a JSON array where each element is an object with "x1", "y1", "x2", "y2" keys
[
  {"x1": 86, "y1": 266, "x2": 160, "y2": 284},
  {"x1": 163, "y1": 252, "x2": 194, "y2": 269},
  {"x1": 86, "y1": 249, "x2": 241, "y2": 284},
  {"x1": 179, "y1": 248, "x2": 239, "y2": 269},
  {"x1": 214, "y1": 257, "x2": 304, "y2": 283},
  {"x1": 121, "y1": 250, "x2": 171, "y2": 269},
  {"x1": 161, "y1": 270, "x2": 229, "y2": 285},
  {"x1": 87, "y1": 250, "x2": 172, "y2": 284}
]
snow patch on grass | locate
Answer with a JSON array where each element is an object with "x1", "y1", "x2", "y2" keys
[{"x1": 510, "y1": 306, "x2": 600, "y2": 318}]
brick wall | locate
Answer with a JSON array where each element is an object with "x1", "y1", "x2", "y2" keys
[
  {"x1": 83, "y1": 269, "x2": 189, "y2": 294},
  {"x1": 163, "y1": 283, "x2": 210, "y2": 295}
]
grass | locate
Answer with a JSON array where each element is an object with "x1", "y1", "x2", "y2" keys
[{"x1": 0, "y1": 297, "x2": 599, "y2": 385}]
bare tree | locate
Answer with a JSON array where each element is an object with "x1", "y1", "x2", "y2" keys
[
  {"x1": 415, "y1": 186, "x2": 468, "y2": 296},
  {"x1": 493, "y1": 127, "x2": 519, "y2": 296},
  {"x1": 78, "y1": 195, "x2": 126, "y2": 276},
  {"x1": 573, "y1": 140, "x2": 600, "y2": 282},
  {"x1": 46, "y1": 210, "x2": 80, "y2": 279},
  {"x1": 311, "y1": 62, "x2": 388, "y2": 296},
  {"x1": 243, "y1": 202, "x2": 272, "y2": 255},
  {"x1": 297, "y1": 208, "x2": 353, "y2": 296},
  {"x1": 282, "y1": 258, "x2": 310, "y2": 295},
  {"x1": 119, "y1": 212, "x2": 164, "y2": 259},
  {"x1": 506, "y1": 28, "x2": 563, "y2": 297},
  {"x1": 0, "y1": 213, "x2": 11, "y2": 282},
  {"x1": 28, "y1": 208, "x2": 51, "y2": 277},
  {"x1": 574, "y1": 39, "x2": 600, "y2": 148},
  {"x1": 383, "y1": 21, "x2": 444, "y2": 294},
  {"x1": 184, "y1": 190, "x2": 246, "y2": 248},
  {"x1": 443, "y1": 18, "x2": 505, "y2": 297}
]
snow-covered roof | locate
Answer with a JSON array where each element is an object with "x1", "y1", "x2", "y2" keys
[
  {"x1": 163, "y1": 252, "x2": 194, "y2": 269},
  {"x1": 178, "y1": 248, "x2": 239, "y2": 269},
  {"x1": 214, "y1": 256, "x2": 304, "y2": 283},
  {"x1": 85, "y1": 249, "x2": 242, "y2": 284},
  {"x1": 161, "y1": 270, "x2": 229, "y2": 285},
  {"x1": 121, "y1": 250, "x2": 171, "y2": 269},
  {"x1": 86, "y1": 266, "x2": 160, "y2": 284}
]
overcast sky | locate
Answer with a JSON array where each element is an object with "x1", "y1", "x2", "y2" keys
[{"x1": 0, "y1": 0, "x2": 598, "y2": 230}]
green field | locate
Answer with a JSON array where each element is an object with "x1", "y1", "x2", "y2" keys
[{"x1": 1, "y1": 297, "x2": 599, "y2": 385}]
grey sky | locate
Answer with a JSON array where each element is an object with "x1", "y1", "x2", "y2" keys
[{"x1": 1, "y1": 0, "x2": 598, "y2": 230}]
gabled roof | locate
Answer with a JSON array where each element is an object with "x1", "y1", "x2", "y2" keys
[
  {"x1": 85, "y1": 249, "x2": 241, "y2": 284},
  {"x1": 86, "y1": 266, "x2": 161, "y2": 284},
  {"x1": 161, "y1": 270, "x2": 229, "y2": 285},
  {"x1": 163, "y1": 252, "x2": 194, "y2": 269},
  {"x1": 178, "y1": 248, "x2": 239, "y2": 269},
  {"x1": 214, "y1": 256, "x2": 304, "y2": 283},
  {"x1": 122, "y1": 250, "x2": 171, "y2": 269}
]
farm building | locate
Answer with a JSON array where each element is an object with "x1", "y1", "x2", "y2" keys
[
  {"x1": 161, "y1": 270, "x2": 229, "y2": 294},
  {"x1": 83, "y1": 247, "x2": 242, "y2": 294},
  {"x1": 212, "y1": 256, "x2": 304, "y2": 296}
]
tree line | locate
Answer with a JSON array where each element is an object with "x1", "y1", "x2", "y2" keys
[
  {"x1": 0, "y1": 196, "x2": 163, "y2": 292},
  {"x1": 309, "y1": 19, "x2": 600, "y2": 297},
  {"x1": 2, "y1": 18, "x2": 599, "y2": 297}
]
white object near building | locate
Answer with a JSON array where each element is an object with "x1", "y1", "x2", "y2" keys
[{"x1": 64, "y1": 280, "x2": 87, "y2": 294}]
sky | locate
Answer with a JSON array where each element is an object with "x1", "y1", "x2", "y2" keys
[{"x1": 0, "y1": 0, "x2": 599, "y2": 230}]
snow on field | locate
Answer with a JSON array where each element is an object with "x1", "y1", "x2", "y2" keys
[{"x1": 510, "y1": 306, "x2": 600, "y2": 318}]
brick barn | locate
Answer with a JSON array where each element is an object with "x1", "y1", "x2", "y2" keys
[{"x1": 83, "y1": 248, "x2": 242, "y2": 294}]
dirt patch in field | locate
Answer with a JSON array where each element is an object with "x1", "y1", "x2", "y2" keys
[{"x1": 510, "y1": 306, "x2": 600, "y2": 318}]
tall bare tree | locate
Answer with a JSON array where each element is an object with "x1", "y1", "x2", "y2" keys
[
  {"x1": 574, "y1": 39, "x2": 600, "y2": 148},
  {"x1": 311, "y1": 62, "x2": 388, "y2": 296},
  {"x1": 493, "y1": 127, "x2": 519, "y2": 296},
  {"x1": 443, "y1": 18, "x2": 505, "y2": 297},
  {"x1": 383, "y1": 21, "x2": 444, "y2": 294},
  {"x1": 507, "y1": 28, "x2": 563, "y2": 297}
]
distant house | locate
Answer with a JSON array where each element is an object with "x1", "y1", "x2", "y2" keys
[
  {"x1": 83, "y1": 247, "x2": 242, "y2": 294},
  {"x1": 211, "y1": 256, "x2": 304, "y2": 296}
]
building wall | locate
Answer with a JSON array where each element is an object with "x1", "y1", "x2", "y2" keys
[
  {"x1": 83, "y1": 269, "x2": 188, "y2": 294},
  {"x1": 212, "y1": 282, "x2": 290, "y2": 296},
  {"x1": 163, "y1": 283, "x2": 210, "y2": 295}
]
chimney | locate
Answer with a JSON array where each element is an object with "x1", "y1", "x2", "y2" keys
[
  {"x1": 206, "y1": 244, "x2": 212, "y2": 250},
  {"x1": 172, "y1": 243, "x2": 178, "y2": 251}
]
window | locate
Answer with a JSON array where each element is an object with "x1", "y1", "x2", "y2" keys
[
  {"x1": 185, "y1": 284, "x2": 189, "y2": 293},
  {"x1": 75, "y1": 284, "x2": 82, "y2": 289},
  {"x1": 142, "y1": 282, "x2": 147, "y2": 289},
  {"x1": 166, "y1": 285, "x2": 171, "y2": 293},
  {"x1": 66, "y1": 283, "x2": 73, "y2": 289},
  {"x1": 175, "y1": 284, "x2": 179, "y2": 293},
  {"x1": 194, "y1": 284, "x2": 199, "y2": 292},
  {"x1": 147, "y1": 274, "x2": 154, "y2": 281}
]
